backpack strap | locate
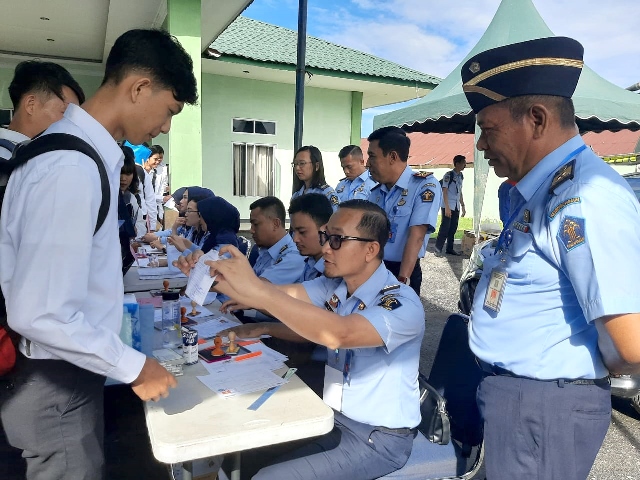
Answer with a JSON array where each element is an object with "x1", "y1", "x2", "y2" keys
[{"x1": 10, "y1": 133, "x2": 110, "y2": 235}]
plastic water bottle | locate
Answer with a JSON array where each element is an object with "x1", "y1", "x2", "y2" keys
[{"x1": 161, "y1": 291, "x2": 181, "y2": 348}]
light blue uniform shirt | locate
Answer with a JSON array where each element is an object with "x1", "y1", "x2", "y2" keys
[
  {"x1": 370, "y1": 166, "x2": 441, "y2": 262},
  {"x1": 470, "y1": 135, "x2": 640, "y2": 380},
  {"x1": 335, "y1": 170, "x2": 378, "y2": 202},
  {"x1": 291, "y1": 184, "x2": 340, "y2": 212},
  {"x1": 298, "y1": 256, "x2": 324, "y2": 282},
  {"x1": 303, "y1": 263, "x2": 424, "y2": 428},
  {"x1": 253, "y1": 233, "x2": 305, "y2": 284},
  {"x1": 441, "y1": 170, "x2": 463, "y2": 210}
]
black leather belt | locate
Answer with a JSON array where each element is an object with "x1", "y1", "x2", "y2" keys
[
  {"x1": 477, "y1": 359, "x2": 610, "y2": 387},
  {"x1": 377, "y1": 426, "x2": 417, "y2": 435}
]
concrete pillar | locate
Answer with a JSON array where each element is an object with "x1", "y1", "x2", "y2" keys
[{"x1": 166, "y1": 0, "x2": 202, "y2": 190}]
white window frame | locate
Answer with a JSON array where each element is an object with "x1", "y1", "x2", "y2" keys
[
  {"x1": 232, "y1": 142, "x2": 277, "y2": 197},
  {"x1": 231, "y1": 117, "x2": 277, "y2": 135}
]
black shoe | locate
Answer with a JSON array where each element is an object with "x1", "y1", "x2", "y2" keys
[{"x1": 446, "y1": 249, "x2": 462, "y2": 256}]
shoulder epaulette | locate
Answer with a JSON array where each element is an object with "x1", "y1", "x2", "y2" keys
[
  {"x1": 339, "y1": 177, "x2": 347, "y2": 182},
  {"x1": 379, "y1": 284, "x2": 400, "y2": 295},
  {"x1": 319, "y1": 183, "x2": 329, "y2": 190},
  {"x1": 371, "y1": 183, "x2": 381, "y2": 191},
  {"x1": 413, "y1": 171, "x2": 429, "y2": 178},
  {"x1": 549, "y1": 160, "x2": 575, "y2": 194}
]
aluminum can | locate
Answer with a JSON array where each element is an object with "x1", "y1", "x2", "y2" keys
[{"x1": 182, "y1": 327, "x2": 199, "y2": 365}]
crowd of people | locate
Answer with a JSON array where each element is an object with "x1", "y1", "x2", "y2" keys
[{"x1": 1, "y1": 25, "x2": 640, "y2": 480}]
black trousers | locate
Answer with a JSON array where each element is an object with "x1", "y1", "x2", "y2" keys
[
  {"x1": 383, "y1": 259, "x2": 422, "y2": 296},
  {"x1": 1, "y1": 355, "x2": 106, "y2": 480},
  {"x1": 435, "y1": 207, "x2": 460, "y2": 252}
]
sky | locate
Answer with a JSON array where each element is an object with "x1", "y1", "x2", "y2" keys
[{"x1": 243, "y1": 0, "x2": 640, "y2": 137}]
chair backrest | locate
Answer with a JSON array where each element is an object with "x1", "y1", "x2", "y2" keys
[{"x1": 427, "y1": 313, "x2": 483, "y2": 448}]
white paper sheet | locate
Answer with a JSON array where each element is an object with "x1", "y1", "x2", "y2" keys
[
  {"x1": 197, "y1": 363, "x2": 287, "y2": 398},
  {"x1": 191, "y1": 317, "x2": 236, "y2": 339},
  {"x1": 185, "y1": 250, "x2": 219, "y2": 305}
]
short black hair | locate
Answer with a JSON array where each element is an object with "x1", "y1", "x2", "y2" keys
[
  {"x1": 505, "y1": 95, "x2": 576, "y2": 129},
  {"x1": 338, "y1": 145, "x2": 363, "y2": 159},
  {"x1": 121, "y1": 146, "x2": 140, "y2": 195},
  {"x1": 102, "y1": 29, "x2": 198, "y2": 105},
  {"x1": 250, "y1": 196, "x2": 286, "y2": 225},
  {"x1": 338, "y1": 200, "x2": 389, "y2": 260},
  {"x1": 367, "y1": 126, "x2": 410, "y2": 162},
  {"x1": 453, "y1": 155, "x2": 466, "y2": 165},
  {"x1": 149, "y1": 145, "x2": 164, "y2": 156},
  {"x1": 9, "y1": 60, "x2": 85, "y2": 108},
  {"x1": 292, "y1": 145, "x2": 328, "y2": 192},
  {"x1": 288, "y1": 193, "x2": 333, "y2": 228}
]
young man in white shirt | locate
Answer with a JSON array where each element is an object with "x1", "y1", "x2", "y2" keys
[
  {"x1": 0, "y1": 29, "x2": 198, "y2": 479},
  {"x1": 144, "y1": 144, "x2": 169, "y2": 228}
]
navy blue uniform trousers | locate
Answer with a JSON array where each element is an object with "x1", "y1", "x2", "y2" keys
[{"x1": 477, "y1": 374, "x2": 611, "y2": 480}]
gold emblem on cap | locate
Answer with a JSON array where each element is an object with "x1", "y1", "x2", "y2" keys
[{"x1": 469, "y1": 62, "x2": 480, "y2": 74}]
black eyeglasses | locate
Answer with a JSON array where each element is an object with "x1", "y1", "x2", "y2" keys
[
  {"x1": 185, "y1": 209, "x2": 200, "y2": 216},
  {"x1": 318, "y1": 230, "x2": 375, "y2": 250}
]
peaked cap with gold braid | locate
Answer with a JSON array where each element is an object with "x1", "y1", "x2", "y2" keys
[{"x1": 461, "y1": 37, "x2": 584, "y2": 114}]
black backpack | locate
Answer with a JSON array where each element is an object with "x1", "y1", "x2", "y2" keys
[
  {"x1": 0, "y1": 133, "x2": 110, "y2": 375},
  {"x1": 439, "y1": 169, "x2": 456, "y2": 189}
]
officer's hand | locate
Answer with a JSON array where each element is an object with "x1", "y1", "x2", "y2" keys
[
  {"x1": 131, "y1": 357, "x2": 177, "y2": 402},
  {"x1": 168, "y1": 234, "x2": 188, "y2": 252},
  {"x1": 173, "y1": 250, "x2": 204, "y2": 276},
  {"x1": 220, "y1": 299, "x2": 251, "y2": 313},
  {"x1": 218, "y1": 323, "x2": 269, "y2": 340},
  {"x1": 461, "y1": 206, "x2": 466, "y2": 217},
  {"x1": 206, "y1": 246, "x2": 263, "y2": 308},
  {"x1": 444, "y1": 207, "x2": 452, "y2": 218},
  {"x1": 142, "y1": 233, "x2": 158, "y2": 244}
]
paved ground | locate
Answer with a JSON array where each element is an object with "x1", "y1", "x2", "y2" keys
[{"x1": 3, "y1": 240, "x2": 640, "y2": 479}]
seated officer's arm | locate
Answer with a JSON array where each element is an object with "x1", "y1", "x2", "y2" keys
[
  {"x1": 208, "y1": 247, "x2": 382, "y2": 349},
  {"x1": 595, "y1": 313, "x2": 640, "y2": 374},
  {"x1": 399, "y1": 224, "x2": 428, "y2": 278},
  {"x1": 220, "y1": 322, "x2": 309, "y2": 343}
]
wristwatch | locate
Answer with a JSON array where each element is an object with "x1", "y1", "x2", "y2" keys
[{"x1": 398, "y1": 275, "x2": 411, "y2": 285}]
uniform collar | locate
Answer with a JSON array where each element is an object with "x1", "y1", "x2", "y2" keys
[
  {"x1": 333, "y1": 262, "x2": 389, "y2": 308},
  {"x1": 306, "y1": 256, "x2": 325, "y2": 274},
  {"x1": 0, "y1": 127, "x2": 29, "y2": 144},
  {"x1": 355, "y1": 170, "x2": 370, "y2": 183},
  {"x1": 63, "y1": 104, "x2": 123, "y2": 173},
  {"x1": 516, "y1": 134, "x2": 584, "y2": 202},
  {"x1": 380, "y1": 165, "x2": 413, "y2": 193},
  {"x1": 266, "y1": 232, "x2": 294, "y2": 259}
]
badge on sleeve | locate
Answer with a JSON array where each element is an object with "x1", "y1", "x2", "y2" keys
[
  {"x1": 378, "y1": 294, "x2": 402, "y2": 311},
  {"x1": 330, "y1": 195, "x2": 339, "y2": 205},
  {"x1": 484, "y1": 269, "x2": 507, "y2": 313},
  {"x1": 421, "y1": 190, "x2": 435, "y2": 203},
  {"x1": 559, "y1": 216, "x2": 586, "y2": 251}
]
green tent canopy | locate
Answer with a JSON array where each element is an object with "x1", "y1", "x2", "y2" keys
[{"x1": 374, "y1": 0, "x2": 640, "y2": 134}]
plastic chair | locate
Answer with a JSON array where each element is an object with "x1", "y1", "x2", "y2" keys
[{"x1": 379, "y1": 313, "x2": 484, "y2": 479}]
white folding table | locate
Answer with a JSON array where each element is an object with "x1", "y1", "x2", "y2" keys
[{"x1": 141, "y1": 298, "x2": 334, "y2": 480}]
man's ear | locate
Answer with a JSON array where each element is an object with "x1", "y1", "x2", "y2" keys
[
  {"x1": 529, "y1": 104, "x2": 550, "y2": 139},
  {"x1": 365, "y1": 241, "x2": 381, "y2": 262},
  {"x1": 272, "y1": 217, "x2": 281, "y2": 231},
  {"x1": 129, "y1": 77, "x2": 153, "y2": 104},
  {"x1": 22, "y1": 94, "x2": 37, "y2": 116}
]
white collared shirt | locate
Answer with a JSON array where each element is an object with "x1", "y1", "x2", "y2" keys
[
  {"x1": 0, "y1": 104, "x2": 146, "y2": 384},
  {"x1": 0, "y1": 127, "x2": 29, "y2": 158}
]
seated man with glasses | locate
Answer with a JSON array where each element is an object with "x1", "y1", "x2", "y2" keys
[{"x1": 178, "y1": 199, "x2": 424, "y2": 479}]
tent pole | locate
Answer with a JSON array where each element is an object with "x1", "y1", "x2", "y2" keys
[{"x1": 293, "y1": 0, "x2": 308, "y2": 157}]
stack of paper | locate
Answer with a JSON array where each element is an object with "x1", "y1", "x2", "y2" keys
[
  {"x1": 191, "y1": 317, "x2": 237, "y2": 339},
  {"x1": 197, "y1": 361, "x2": 287, "y2": 398},
  {"x1": 243, "y1": 342, "x2": 288, "y2": 370},
  {"x1": 138, "y1": 266, "x2": 186, "y2": 280}
]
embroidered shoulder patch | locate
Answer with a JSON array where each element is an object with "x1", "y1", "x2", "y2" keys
[
  {"x1": 413, "y1": 171, "x2": 429, "y2": 178},
  {"x1": 378, "y1": 294, "x2": 402, "y2": 311},
  {"x1": 379, "y1": 284, "x2": 400, "y2": 294},
  {"x1": 421, "y1": 190, "x2": 435, "y2": 202},
  {"x1": 549, "y1": 197, "x2": 581, "y2": 219},
  {"x1": 558, "y1": 215, "x2": 586, "y2": 251},
  {"x1": 549, "y1": 160, "x2": 575, "y2": 193},
  {"x1": 330, "y1": 195, "x2": 339, "y2": 205}
]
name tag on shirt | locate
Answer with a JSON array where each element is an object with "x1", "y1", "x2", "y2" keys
[
  {"x1": 323, "y1": 364, "x2": 343, "y2": 411},
  {"x1": 484, "y1": 268, "x2": 508, "y2": 313}
]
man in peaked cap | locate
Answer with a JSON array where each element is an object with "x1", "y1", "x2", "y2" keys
[{"x1": 463, "y1": 37, "x2": 640, "y2": 479}]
